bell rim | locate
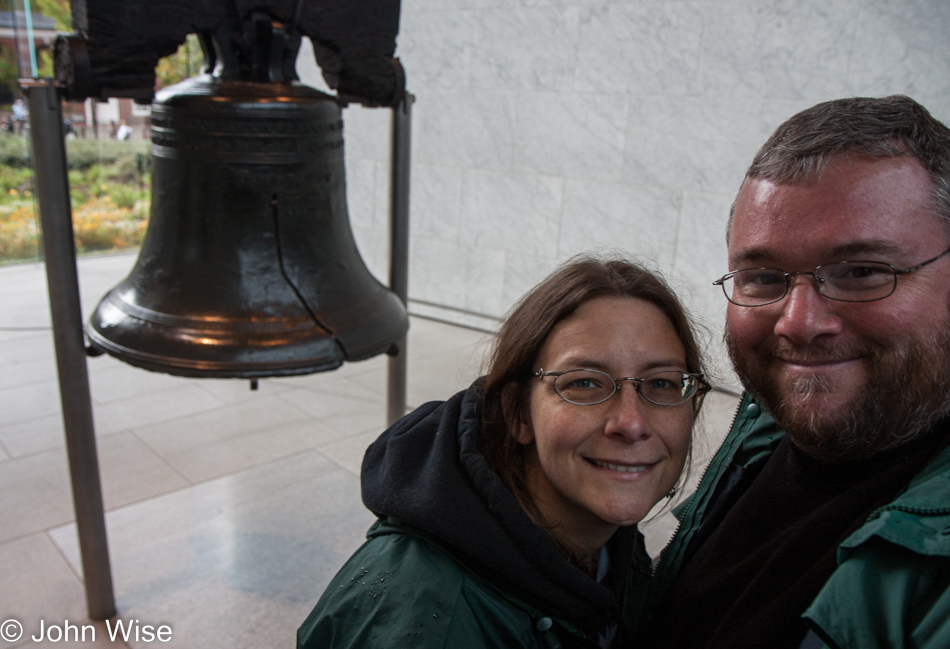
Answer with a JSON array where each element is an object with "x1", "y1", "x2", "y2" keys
[
  {"x1": 85, "y1": 326, "x2": 346, "y2": 377},
  {"x1": 97, "y1": 290, "x2": 331, "y2": 333}
]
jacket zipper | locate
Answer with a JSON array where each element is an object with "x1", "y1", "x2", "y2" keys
[
  {"x1": 652, "y1": 393, "x2": 746, "y2": 575},
  {"x1": 867, "y1": 503, "x2": 950, "y2": 518}
]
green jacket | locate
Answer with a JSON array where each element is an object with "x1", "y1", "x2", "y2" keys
[
  {"x1": 297, "y1": 517, "x2": 636, "y2": 649},
  {"x1": 298, "y1": 383, "x2": 650, "y2": 649},
  {"x1": 636, "y1": 393, "x2": 950, "y2": 649}
]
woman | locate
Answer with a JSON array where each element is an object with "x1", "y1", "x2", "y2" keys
[{"x1": 297, "y1": 255, "x2": 708, "y2": 648}]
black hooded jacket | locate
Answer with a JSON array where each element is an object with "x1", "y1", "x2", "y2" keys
[{"x1": 298, "y1": 382, "x2": 646, "y2": 648}]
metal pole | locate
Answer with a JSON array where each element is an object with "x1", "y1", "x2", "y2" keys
[
  {"x1": 22, "y1": 0, "x2": 36, "y2": 77},
  {"x1": 24, "y1": 79, "x2": 116, "y2": 620},
  {"x1": 386, "y1": 93, "x2": 413, "y2": 426},
  {"x1": 11, "y1": 4, "x2": 22, "y2": 82}
]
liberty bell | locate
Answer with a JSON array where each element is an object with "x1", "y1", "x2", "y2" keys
[{"x1": 87, "y1": 18, "x2": 408, "y2": 378}]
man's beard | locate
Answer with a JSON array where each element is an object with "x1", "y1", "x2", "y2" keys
[{"x1": 726, "y1": 323, "x2": 950, "y2": 461}]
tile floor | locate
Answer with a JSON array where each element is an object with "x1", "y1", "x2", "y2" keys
[{"x1": 0, "y1": 253, "x2": 738, "y2": 649}]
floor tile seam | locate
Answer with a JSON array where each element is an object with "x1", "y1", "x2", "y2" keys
[
  {"x1": 2, "y1": 514, "x2": 82, "y2": 546},
  {"x1": 271, "y1": 377, "x2": 390, "y2": 397},
  {"x1": 127, "y1": 430, "x2": 193, "y2": 487},
  {"x1": 275, "y1": 394, "x2": 387, "y2": 417},
  {"x1": 120, "y1": 446, "x2": 339, "y2": 497},
  {"x1": 259, "y1": 390, "x2": 335, "y2": 424},
  {"x1": 314, "y1": 419, "x2": 390, "y2": 446},
  {"x1": 0, "y1": 394, "x2": 391, "y2": 449},
  {"x1": 0, "y1": 329, "x2": 52, "y2": 342},
  {"x1": 192, "y1": 379, "x2": 295, "y2": 401},
  {"x1": 89, "y1": 378, "x2": 229, "y2": 408},
  {"x1": 108, "y1": 397, "x2": 257, "y2": 438},
  {"x1": 0, "y1": 425, "x2": 158, "y2": 463},
  {"x1": 270, "y1": 390, "x2": 385, "y2": 421},
  {"x1": 136, "y1": 387, "x2": 309, "y2": 422},
  {"x1": 0, "y1": 349, "x2": 54, "y2": 362},
  {"x1": 115, "y1": 428, "x2": 355, "y2": 493},
  {"x1": 0, "y1": 381, "x2": 404, "y2": 436},
  {"x1": 74, "y1": 473, "x2": 221, "y2": 518},
  {"x1": 0, "y1": 432, "x2": 311, "y2": 530},
  {"x1": 341, "y1": 333, "x2": 486, "y2": 355},
  {"x1": 132, "y1": 412, "x2": 327, "y2": 467},
  {"x1": 282, "y1": 364, "x2": 389, "y2": 381},
  {"x1": 312, "y1": 447, "x2": 364, "y2": 480},
  {"x1": 310, "y1": 416, "x2": 381, "y2": 438},
  {"x1": 0, "y1": 374, "x2": 60, "y2": 395},
  {"x1": 0, "y1": 374, "x2": 59, "y2": 393},
  {"x1": 0, "y1": 413, "x2": 64, "y2": 436},
  {"x1": 0, "y1": 413, "x2": 72, "y2": 451},
  {"x1": 43, "y1": 527, "x2": 88, "y2": 586},
  {"x1": 0, "y1": 375, "x2": 210, "y2": 408},
  {"x1": 0, "y1": 344, "x2": 53, "y2": 358},
  {"x1": 399, "y1": 351, "x2": 479, "y2": 369},
  {"x1": 99, "y1": 479, "x2": 204, "y2": 514},
  {"x1": 17, "y1": 450, "x2": 306, "y2": 534}
]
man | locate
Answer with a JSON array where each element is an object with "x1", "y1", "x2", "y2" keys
[
  {"x1": 11, "y1": 97, "x2": 27, "y2": 134},
  {"x1": 633, "y1": 96, "x2": 950, "y2": 649}
]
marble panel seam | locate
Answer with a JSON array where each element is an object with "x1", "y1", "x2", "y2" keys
[{"x1": 841, "y1": 2, "x2": 865, "y2": 96}]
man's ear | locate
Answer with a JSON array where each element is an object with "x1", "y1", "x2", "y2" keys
[{"x1": 502, "y1": 383, "x2": 534, "y2": 445}]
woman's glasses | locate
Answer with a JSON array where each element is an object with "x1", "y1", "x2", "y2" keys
[{"x1": 532, "y1": 368, "x2": 707, "y2": 407}]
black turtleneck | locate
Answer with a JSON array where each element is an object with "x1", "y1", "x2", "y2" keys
[{"x1": 638, "y1": 418, "x2": 950, "y2": 649}]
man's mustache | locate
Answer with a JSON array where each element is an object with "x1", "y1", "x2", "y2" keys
[{"x1": 766, "y1": 340, "x2": 875, "y2": 365}]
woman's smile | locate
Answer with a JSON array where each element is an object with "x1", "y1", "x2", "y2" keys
[
  {"x1": 587, "y1": 458, "x2": 656, "y2": 474},
  {"x1": 517, "y1": 295, "x2": 695, "y2": 552}
]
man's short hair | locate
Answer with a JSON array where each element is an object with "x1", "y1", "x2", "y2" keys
[{"x1": 728, "y1": 95, "x2": 950, "y2": 238}]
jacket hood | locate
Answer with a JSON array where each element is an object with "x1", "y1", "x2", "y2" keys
[{"x1": 361, "y1": 382, "x2": 633, "y2": 623}]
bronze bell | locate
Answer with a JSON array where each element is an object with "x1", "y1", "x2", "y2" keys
[{"x1": 87, "y1": 74, "x2": 408, "y2": 378}]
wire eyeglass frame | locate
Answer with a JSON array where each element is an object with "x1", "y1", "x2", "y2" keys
[
  {"x1": 713, "y1": 247, "x2": 950, "y2": 307},
  {"x1": 532, "y1": 368, "x2": 708, "y2": 407}
]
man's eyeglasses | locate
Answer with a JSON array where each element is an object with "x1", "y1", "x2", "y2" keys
[
  {"x1": 713, "y1": 247, "x2": 950, "y2": 307},
  {"x1": 532, "y1": 368, "x2": 707, "y2": 407}
]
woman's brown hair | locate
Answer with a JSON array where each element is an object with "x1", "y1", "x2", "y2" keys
[{"x1": 479, "y1": 254, "x2": 706, "y2": 543}]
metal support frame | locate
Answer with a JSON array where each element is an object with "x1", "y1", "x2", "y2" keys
[
  {"x1": 24, "y1": 79, "x2": 116, "y2": 620},
  {"x1": 21, "y1": 78, "x2": 408, "y2": 619},
  {"x1": 386, "y1": 93, "x2": 413, "y2": 426}
]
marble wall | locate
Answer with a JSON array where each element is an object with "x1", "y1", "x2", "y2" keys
[{"x1": 296, "y1": 0, "x2": 950, "y2": 390}]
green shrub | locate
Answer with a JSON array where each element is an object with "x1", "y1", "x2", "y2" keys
[
  {"x1": 0, "y1": 137, "x2": 152, "y2": 264},
  {"x1": 0, "y1": 205, "x2": 40, "y2": 262},
  {"x1": 111, "y1": 151, "x2": 152, "y2": 181},
  {"x1": 72, "y1": 197, "x2": 148, "y2": 253},
  {"x1": 0, "y1": 135, "x2": 150, "y2": 170},
  {"x1": 107, "y1": 183, "x2": 143, "y2": 210},
  {"x1": 0, "y1": 166, "x2": 32, "y2": 194},
  {"x1": 0, "y1": 136, "x2": 30, "y2": 167},
  {"x1": 65, "y1": 139, "x2": 149, "y2": 170}
]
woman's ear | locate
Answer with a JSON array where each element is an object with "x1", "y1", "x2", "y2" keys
[
  {"x1": 502, "y1": 383, "x2": 535, "y2": 445},
  {"x1": 513, "y1": 417, "x2": 535, "y2": 445}
]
